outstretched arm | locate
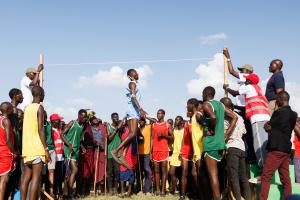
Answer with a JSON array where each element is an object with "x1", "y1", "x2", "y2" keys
[
  {"x1": 223, "y1": 48, "x2": 240, "y2": 79},
  {"x1": 30, "y1": 64, "x2": 44, "y2": 86},
  {"x1": 223, "y1": 84, "x2": 240, "y2": 97}
]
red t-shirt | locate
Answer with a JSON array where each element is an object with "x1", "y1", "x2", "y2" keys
[
  {"x1": 181, "y1": 122, "x2": 193, "y2": 156},
  {"x1": 152, "y1": 122, "x2": 169, "y2": 152},
  {"x1": 120, "y1": 127, "x2": 137, "y2": 171},
  {"x1": 0, "y1": 116, "x2": 14, "y2": 156},
  {"x1": 294, "y1": 133, "x2": 300, "y2": 157}
]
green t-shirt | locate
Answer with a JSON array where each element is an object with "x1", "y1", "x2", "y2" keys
[
  {"x1": 107, "y1": 124, "x2": 121, "y2": 159},
  {"x1": 45, "y1": 121, "x2": 55, "y2": 151},
  {"x1": 203, "y1": 100, "x2": 226, "y2": 152},
  {"x1": 64, "y1": 120, "x2": 84, "y2": 160}
]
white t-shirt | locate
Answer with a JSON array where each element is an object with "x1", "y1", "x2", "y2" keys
[
  {"x1": 236, "y1": 73, "x2": 247, "y2": 106},
  {"x1": 225, "y1": 114, "x2": 246, "y2": 151},
  {"x1": 19, "y1": 76, "x2": 33, "y2": 111},
  {"x1": 239, "y1": 84, "x2": 270, "y2": 124}
]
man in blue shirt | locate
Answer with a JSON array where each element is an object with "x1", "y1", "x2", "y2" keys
[{"x1": 265, "y1": 59, "x2": 285, "y2": 115}]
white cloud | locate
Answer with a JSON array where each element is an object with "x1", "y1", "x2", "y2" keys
[
  {"x1": 187, "y1": 53, "x2": 234, "y2": 100},
  {"x1": 200, "y1": 33, "x2": 227, "y2": 44},
  {"x1": 44, "y1": 102, "x2": 77, "y2": 122},
  {"x1": 77, "y1": 65, "x2": 153, "y2": 88},
  {"x1": 65, "y1": 98, "x2": 94, "y2": 108}
]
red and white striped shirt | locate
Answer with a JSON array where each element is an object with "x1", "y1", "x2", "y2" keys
[{"x1": 52, "y1": 128, "x2": 64, "y2": 161}]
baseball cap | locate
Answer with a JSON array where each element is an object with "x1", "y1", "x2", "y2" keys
[
  {"x1": 238, "y1": 64, "x2": 254, "y2": 72},
  {"x1": 50, "y1": 113, "x2": 63, "y2": 121},
  {"x1": 244, "y1": 73, "x2": 260, "y2": 84},
  {"x1": 26, "y1": 67, "x2": 37, "y2": 74}
]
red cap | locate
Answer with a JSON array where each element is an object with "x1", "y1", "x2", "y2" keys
[
  {"x1": 50, "y1": 113, "x2": 63, "y2": 121},
  {"x1": 244, "y1": 73, "x2": 260, "y2": 84}
]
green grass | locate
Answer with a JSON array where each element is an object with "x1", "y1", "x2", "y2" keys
[{"x1": 83, "y1": 194, "x2": 181, "y2": 200}]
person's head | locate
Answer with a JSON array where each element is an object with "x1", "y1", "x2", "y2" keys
[
  {"x1": 9, "y1": 88, "x2": 23, "y2": 104},
  {"x1": 111, "y1": 112, "x2": 119, "y2": 124},
  {"x1": 167, "y1": 118, "x2": 174, "y2": 127},
  {"x1": 157, "y1": 109, "x2": 165, "y2": 121},
  {"x1": 139, "y1": 118, "x2": 146, "y2": 127},
  {"x1": 175, "y1": 116, "x2": 184, "y2": 127},
  {"x1": 276, "y1": 91, "x2": 290, "y2": 107},
  {"x1": 50, "y1": 113, "x2": 63, "y2": 129},
  {"x1": 60, "y1": 120, "x2": 66, "y2": 130},
  {"x1": 0, "y1": 102, "x2": 13, "y2": 116},
  {"x1": 238, "y1": 64, "x2": 254, "y2": 74},
  {"x1": 32, "y1": 86, "x2": 45, "y2": 102},
  {"x1": 220, "y1": 97, "x2": 234, "y2": 111},
  {"x1": 244, "y1": 74, "x2": 260, "y2": 85},
  {"x1": 202, "y1": 86, "x2": 215, "y2": 101},
  {"x1": 25, "y1": 68, "x2": 37, "y2": 80},
  {"x1": 187, "y1": 98, "x2": 199, "y2": 113},
  {"x1": 78, "y1": 109, "x2": 88, "y2": 124},
  {"x1": 90, "y1": 117, "x2": 100, "y2": 127},
  {"x1": 269, "y1": 59, "x2": 283, "y2": 73},
  {"x1": 127, "y1": 69, "x2": 139, "y2": 81}
]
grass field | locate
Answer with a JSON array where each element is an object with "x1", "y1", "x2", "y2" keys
[{"x1": 83, "y1": 194, "x2": 181, "y2": 200}]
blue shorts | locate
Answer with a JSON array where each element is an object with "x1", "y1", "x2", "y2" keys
[
  {"x1": 120, "y1": 169, "x2": 135, "y2": 184},
  {"x1": 126, "y1": 106, "x2": 141, "y2": 120}
]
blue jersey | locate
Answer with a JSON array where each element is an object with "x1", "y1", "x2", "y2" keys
[{"x1": 126, "y1": 81, "x2": 142, "y2": 120}]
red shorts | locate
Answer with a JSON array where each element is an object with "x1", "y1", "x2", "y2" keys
[
  {"x1": 152, "y1": 151, "x2": 169, "y2": 162},
  {"x1": 0, "y1": 155, "x2": 15, "y2": 176},
  {"x1": 181, "y1": 154, "x2": 193, "y2": 161}
]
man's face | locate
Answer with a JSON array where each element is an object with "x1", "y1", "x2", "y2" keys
[
  {"x1": 241, "y1": 69, "x2": 253, "y2": 74},
  {"x1": 157, "y1": 111, "x2": 165, "y2": 121},
  {"x1": 269, "y1": 61, "x2": 279, "y2": 73},
  {"x1": 186, "y1": 103, "x2": 193, "y2": 113},
  {"x1": 175, "y1": 117, "x2": 181, "y2": 127},
  {"x1": 79, "y1": 113, "x2": 88, "y2": 124},
  {"x1": 51, "y1": 119, "x2": 61, "y2": 128},
  {"x1": 15, "y1": 93, "x2": 24, "y2": 104},
  {"x1": 112, "y1": 114, "x2": 119, "y2": 124},
  {"x1": 132, "y1": 71, "x2": 139, "y2": 81},
  {"x1": 276, "y1": 96, "x2": 284, "y2": 107},
  {"x1": 26, "y1": 72, "x2": 35, "y2": 80}
]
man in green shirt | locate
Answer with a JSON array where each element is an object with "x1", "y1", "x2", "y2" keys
[
  {"x1": 44, "y1": 111, "x2": 55, "y2": 198},
  {"x1": 106, "y1": 113, "x2": 122, "y2": 194},
  {"x1": 202, "y1": 86, "x2": 237, "y2": 200}
]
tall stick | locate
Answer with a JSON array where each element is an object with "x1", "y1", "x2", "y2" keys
[
  {"x1": 136, "y1": 137, "x2": 143, "y2": 192},
  {"x1": 94, "y1": 145, "x2": 100, "y2": 196},
  {"x1": 39, "y1": 54, "x2": 44, "y2": 88},
  {"x1": 223, "y1": 46, "x2": 229, "y2": 97},
  {"x1": 104, "y1": 137, "x2": 107, "y2": 195}
]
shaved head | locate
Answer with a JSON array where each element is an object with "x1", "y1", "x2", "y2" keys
[
  {"x1": 32, "y1": 86, "x2": 44, "y2": 97},
  {"x1": 220, "y1": 97, "x2": 233, "y2": 110},
  {"x1": 0, "y1": 102, "x2": 13, "y2": 115}
]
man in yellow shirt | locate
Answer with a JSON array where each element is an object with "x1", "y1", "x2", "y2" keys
[
  {"x1": 137, "y1": 118, "x2": 152, "y2": 195},
  {"x1": 21, "y1": 86, "x2": 50, "y2": 200}
]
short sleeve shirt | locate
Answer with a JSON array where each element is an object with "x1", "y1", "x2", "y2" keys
[
  {"x1": 19, "y1": 76, "x2": 33, "y2": 111},
  {"x1": 265, "y1": 71, "x2": 285, "y2": 101}
]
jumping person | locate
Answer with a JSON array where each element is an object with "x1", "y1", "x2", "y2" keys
[
  {"x1": 220, "y1": 97, "x2": 251, "y2": 200},
  {"x1": 152, "y1": 109, "x2": 173, "y2": 196},
  {"x1": 21, "y1": 86, "x2": 50, "y2": 200},
  {"x1": 60, "y1": 109, "x2": 88, "y2": 198},
  {"x1": 202, "y1": 86, "x2": 237, "y2": 200},
  {"x1": 111, "y1": 69, "x2": 147, "y2": 168},
  {"x1": 0, "y1": 102, "x2": 16, "y2": 200},
  {"x1": 260, "y1": 91, "x2": 298, "y2": 200},
  {"x1": 169, "y1": 116, "x2": 184, "y2": 194},
  {"x1": 19, "y1": 65, "x2": 44, "y2": 111}
]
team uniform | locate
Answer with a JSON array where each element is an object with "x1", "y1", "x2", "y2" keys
[
  {"x1": 191, "y1": 113, "x2": 204, "y2": 162},
  {"x1": 152, "y1": 122, "x2": 169, "y2": 162},
  {"x1": 64, "y1": 121, "x2": 84, "y2": 161},
  {"x1": 126, "y1": 80, "x2": 141, "y2": 120},
  {"x1": 181, "y1": 122, "x2": 193, "y2": 161},
  {"x1": 45, "y1": 121, "x2": 56, "y2": 170},
  {"x1": 0, "y1": 116, "x2": 15, "y2": 176},
  {"x1": 120, "y1": 127, "x2": 137, "y2": 184},
  {"x1": 170, "y1": 128, "x2": 184, "y2": 167},
  {"x1": 22, "y1": 103, "x2": 45, "y2": 163},
  {"x1": 203, "y1": 100, "x2": 226, "y2": 162}
]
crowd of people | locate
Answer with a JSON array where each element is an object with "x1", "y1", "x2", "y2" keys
[{"x1": 0, "y1": 48, "x2": 300, "y2": 200}]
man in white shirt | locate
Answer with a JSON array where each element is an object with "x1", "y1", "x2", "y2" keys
[
  {"x1": 19, "y1": 65, "x2": 44, "y2": 111},
  {"x1": 223, "y1": 74, "x2": 270, "y2": 174}
]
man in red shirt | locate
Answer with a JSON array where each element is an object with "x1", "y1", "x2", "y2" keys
[
  {"x1": 151, "y1": 109, "x2": 173, "y2": 196},
  {"x1": 294, "y1": 118, "x2": 300, "y2": 183}
]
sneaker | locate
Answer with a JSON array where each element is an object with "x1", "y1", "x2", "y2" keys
[
  {"x1": 145, "y1": 192, "x2": 152, "y2": 196},
  {"x1": 249, "y1": 176, "x2": 261, "y2": 184},
  {"x1": 179, "y1": 195, "x2": 185, "y2": 200}
]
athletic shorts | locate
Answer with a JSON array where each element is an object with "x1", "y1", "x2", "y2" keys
[
  {"x1": 47, "y1": 150, "x2": 56, "y2": 170},
  {"x1": 193, "y1": 154, "x2": 201, "y2": 162},
  {"x1": 126, "y1": 106, "x2": 141, "y2": 120},
  {"x1": 170, "y1": 153, "x2": 181, "y2": 167},
  {"x1": 0, "y1": 155, "x2": 15, "y2": 176},
  {"x1": 181, "y1": 154, "x2": 193, "y2": 161},
  {"x1": 204, "y1": 150, "x2": 223, "y2": 162},
  {"x1": 153, "y1": 151, "x2": 169, "y2": 162},
  {"x1": 24, "y1": 156, "x2": 45, "y2": 164},
  {"x1": 120, "y1": 169, "x2": 135, "y2": 184}
]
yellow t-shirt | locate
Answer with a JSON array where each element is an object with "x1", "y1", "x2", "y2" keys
[
  {"x1": 191, "y1": 113, "x2": 203, "y2": 158},
  {"x1": 138, "y1": 124, "x2": 151, "y2": 155},
  {"x1": 22, "y1": 103, "x2": 45, "y2": 163},
  {"x1": 172, "y1": 128, "x2": 184, "y2": 154}
]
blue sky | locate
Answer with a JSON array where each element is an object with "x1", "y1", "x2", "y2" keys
[{"x1": 1, "y1": 1, "x2": 300, "y2": 122}]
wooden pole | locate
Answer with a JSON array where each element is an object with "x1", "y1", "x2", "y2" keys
[
  {"x1": 39, "y1": 54, "x2": 44, "y2": 88},
  {"x1": 223, "y1": 46, "x2": 229, "y2": 97},
  {"x1": 104, "y1": 137, "x2": 107, "y2": 195},
  {"x1": 94, "y1": 145, "x2": 100, "y2": 196}
]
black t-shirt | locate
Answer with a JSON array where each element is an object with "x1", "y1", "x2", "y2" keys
[
  {"x1": 265, "y1": 71, "x2": 285, "y2": 101},
  {"x1": 267, "y1": 106, "x2": 297, "y2": 153}
]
